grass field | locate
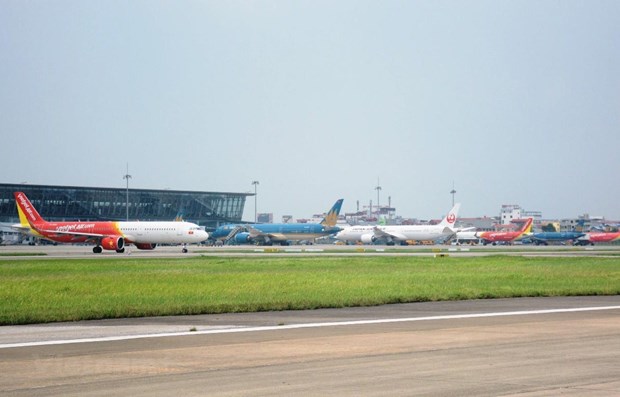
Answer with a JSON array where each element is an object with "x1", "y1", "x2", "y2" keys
[{"x1": 1, "y1": 255, "x2": 620, "y2": 325}]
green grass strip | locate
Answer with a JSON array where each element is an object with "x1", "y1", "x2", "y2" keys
[{"x1": 1, "y1": 255, "x2": 619, "y2": 325}]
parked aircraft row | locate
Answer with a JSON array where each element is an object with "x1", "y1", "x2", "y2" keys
[{"x1": 11, "y1": 192, "x2": 619, "y2": 252}]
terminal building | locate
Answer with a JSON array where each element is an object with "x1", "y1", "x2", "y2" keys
[{"x1": 0, "y1": 183, "x2": 252, "y2": 234}]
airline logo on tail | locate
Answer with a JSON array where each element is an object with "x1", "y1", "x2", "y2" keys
[
  {"x1": 440, "y1": 203, "x2": 461, "y2": 228},
  {"x1": 14, "y1": 193, "x2": 44, "y2": 237},
  {"x1": 15, "y1": 192, "x2": 42, "y2": 225},
  {"x1": 320, "y1": 199, "x2": 344, "y2": 228},
  {"x1": 518, "y1": 218, "x2": 534, "y2": 237}
]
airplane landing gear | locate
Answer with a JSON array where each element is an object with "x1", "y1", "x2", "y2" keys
[
  {"x1": 182, "y1": 244, "x2": 188, "y2": 253},
  {"x1": 93, "y1": 246, "x2": 102, "y2": 254}
]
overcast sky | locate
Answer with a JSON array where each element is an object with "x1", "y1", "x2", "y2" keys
[{"x1": 1, "y1": 1, "x2": 619, "y2": 222}]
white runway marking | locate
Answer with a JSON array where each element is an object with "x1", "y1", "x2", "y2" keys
[{"x1": 2, "y1": 305, "x2": 619, "y2": 349}]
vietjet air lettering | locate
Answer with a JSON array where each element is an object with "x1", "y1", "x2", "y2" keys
[{"x1": 13, "y1": 192, "x2": 208, "y2": 254}]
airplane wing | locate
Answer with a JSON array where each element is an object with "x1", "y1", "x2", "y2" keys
[
  {"x1": 36, "y1": 228, "x2": 108, "y2": 239},
  {"x1": 372, "y1": 227, "x2": 407, "y2": 241},
  {"x1": 246, "y1": 226, "x2": 286, "y2": 243},
  {"x1": 10, "y1": 224, "x2": 32, "y2": 233},
  {"x1": 28, "y1": 224, "x2": 113, "y2": 243}
]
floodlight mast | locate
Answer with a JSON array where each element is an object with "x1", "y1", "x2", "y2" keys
[
  {"x1": 252, "y1": 180, "x2": 259, "y2": 223},
  {"x1": 123, "y1": 164, "x2": 132, "y2": 221}
]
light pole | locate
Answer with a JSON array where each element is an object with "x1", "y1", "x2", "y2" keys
[
  {"x1": 123, "y1": 164, "x2": 132, "y2": 221},
  {"x1": 375, "y1": 178, "x2": 382, "y2": 208},
  {"x1": 252, "y1": 180, "x2": 259, "y2": 223},
  {"x1": 450, "y1": 182, "x2": 456, "y2": 207}
]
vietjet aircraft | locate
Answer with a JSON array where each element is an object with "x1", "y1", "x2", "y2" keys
[
  {"x1": 335, "y1": 203, "x2": 462, "y2": 245},
  {"x1": 476, "y1": 217, "x2": 533, "y2": 245},
  {"x1": 576, "y1": 231, "x2": 620, "y2": 246},
  {"x1": 13, "y1": 192, "x2": 209, "y2": 253}
]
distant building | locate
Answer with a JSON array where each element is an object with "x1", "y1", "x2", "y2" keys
[
  {"x1": 500, "y1": 204, "x2": 541, "y2": 225},
  {"x1": 457, "y1": 217, "x2": 497, "y2": 232},
  {"x1": 257, "y1": 213, "x2": 273, "y2": 223}
]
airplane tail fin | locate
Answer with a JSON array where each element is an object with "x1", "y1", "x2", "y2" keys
[
  {"x1": 439, "y1": 203, "x2": 461, "y2": 228},
  {"x1": 320, "y1": 199, "x2": 344, "y2": 228},
  {"x1": 519, "y1": 218, "x2": 534, "y2": 234},
  {"x1": 14, "y1": 192, "x2": 48, "y2": 227}
]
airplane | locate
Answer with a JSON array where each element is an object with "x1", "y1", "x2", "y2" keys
[
  {"x1": 527, "y1": 231, "x2": 585, "y2": 245},
  {"x1": 335, "y1": 203, "x2": 462, "y2": 245},
  {"x1": 476, "y1": 218, "x2": 533, "y2": 245},
  {"x1": 211, "y1": 199, "x2": 344, "y2": 245},
  {"x1": 13, "y1": 192, "x2": 209, "y2": 253},
  {"x1": 575, "y1": 231, "x2": 620, "y2": 246}
]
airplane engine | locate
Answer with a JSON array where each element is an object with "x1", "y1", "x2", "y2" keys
[
  {"x1": 360, "y1": 234, "x2": 376, "y2": 244},
  {"x1": 135, "y1": 243, "x2": 157, "y2": 250},
  {"x1": 101, "y1": 236, "x2": 124, "y2": 251},
  {"x1": 234, "y1": 232, "x2": 251, "y2": 244}
]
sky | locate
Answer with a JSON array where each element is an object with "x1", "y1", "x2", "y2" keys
[{"x1": 1, "y1": 1, "x2": 619, "y2": 222}]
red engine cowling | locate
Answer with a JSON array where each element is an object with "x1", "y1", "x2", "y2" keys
[
  {"x1": 101, "y1": 236, "x2": 124, "y2": 251},
  {"x1": 135, "y1": 243, "x2": 157, "y2": 250}
]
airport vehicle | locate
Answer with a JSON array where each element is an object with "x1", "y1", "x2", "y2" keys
[
  {"x1": 13, "y1": 192, "x2": 208, "y2": 253},
  {"x1": 527, "y1": 231, "x2": 585, "y2": 245},
  {"x1": 335, "y1": 203, "x2": 461, "y2": 245},
  {"x1": 453, "y1": 230, "x2": 482, "y2": 245},
  {"x1": 212, "y1": 199, "x2": 343, "y2": 245},
  {"x1": 575, "y1": 231, "x2": 620, "y2": 245},
  {"x1": 477, "y1": 218, "x2": 533, "y2": 245}
]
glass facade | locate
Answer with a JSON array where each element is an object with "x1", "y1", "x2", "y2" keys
[{"x1": 0, "y1": 184, "x2": 251, "y2": 230}]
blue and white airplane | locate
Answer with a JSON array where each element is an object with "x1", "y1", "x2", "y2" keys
[
  {"x1": 526, "y1": 231, "x2": 585, "y2": 245},
  {"x1": 211, "y1": 199, "x2": 343, "y2": 245}
]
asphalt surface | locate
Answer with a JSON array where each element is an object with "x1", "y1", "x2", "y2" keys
[
  {"x1": 2, "y1": 296, "x2": 620, "y2": 396},
  {"x1": 2, "y1": 243, "x2": 619, "y2": 259}
]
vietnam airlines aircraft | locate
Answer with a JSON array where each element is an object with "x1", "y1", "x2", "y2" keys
[
  {"x1": 13, "y1": 192, "x2": 209, "y2": 253},
  {"x1": 476, "y1": 217, "x2": 533, "y2": 245},
  {"x1": 211, "y1": 199, "x2": 343, "y2": 245},
  {"x1": 335, "y1": 203, "x2": 462, "y2": 245},
  {"x1": 528, "y1": 231, "x2": 585, "y2": 245}
]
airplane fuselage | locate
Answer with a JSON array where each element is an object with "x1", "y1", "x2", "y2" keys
[
  {"x1": 335, "y1": 225, "x2": 450, "y2": 243},
  {"x1": 213, "y1": 223, "x2": 341, "y2": 244},
  {"x1": 577, "y1": 232, "x2": 620, "y2": 245},
  {"x1": 31, "y1": 220, "x2": 208, "y2": 245}
]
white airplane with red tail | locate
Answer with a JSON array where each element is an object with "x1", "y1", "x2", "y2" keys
[{"x1": 13, "y1": 192, "x2": 208, "y2": 253}]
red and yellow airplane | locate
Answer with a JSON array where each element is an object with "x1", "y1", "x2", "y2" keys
[
  {"x1": 13, "y1": 192, "x2": 208, "y2": 253},
  {"x1": 576, "y1": 231, "x2": 620, "y2": 246},
  {"x1": 477, "y1": 217, "x2": 533, "y2": 245}
]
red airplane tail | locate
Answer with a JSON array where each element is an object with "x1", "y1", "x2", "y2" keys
[
  {"x1": 520, "y1": 218, "x2": 533, "y2": 232},
  {"x1": 14, "y1": 192, "x2": 48, "y2": 227}
]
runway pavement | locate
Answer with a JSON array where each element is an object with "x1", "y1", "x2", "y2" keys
[
  {"x1": 2, "y1": 243, "x2": 619, "y2": 259},
  {"x1": 2, "y1": 296, "x2": 620, "y2": 396}
]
